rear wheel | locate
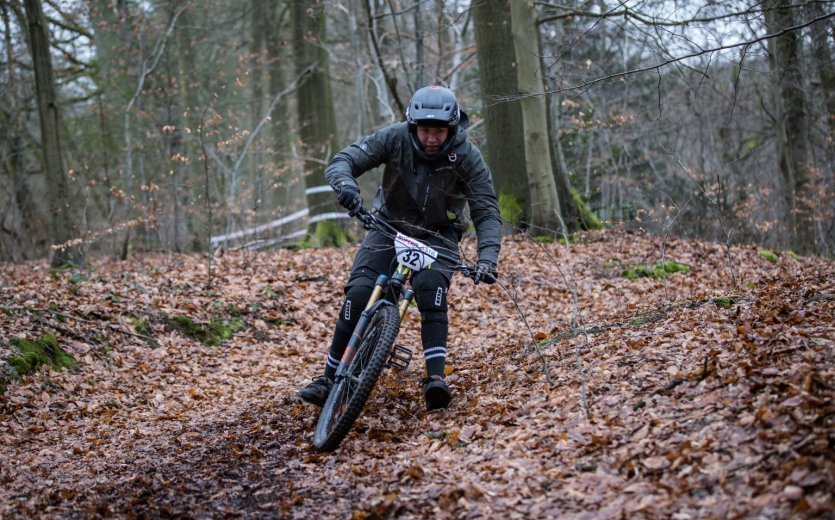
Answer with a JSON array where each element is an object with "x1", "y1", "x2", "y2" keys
[{"x1": 313, "y1": 304, "x2": 400, "y2": 451}]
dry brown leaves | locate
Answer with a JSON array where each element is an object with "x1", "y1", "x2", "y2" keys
[{"x1": 0, "y1": 229, "x2": 833, "y2": 518}]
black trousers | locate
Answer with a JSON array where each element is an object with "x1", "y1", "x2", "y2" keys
[{"x1": 345, "y1": 228, "x2": 459, "y2": 292}]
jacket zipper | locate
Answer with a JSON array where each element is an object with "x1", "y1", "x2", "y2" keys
[{"x1": 420, "y1": 168, "x2": 431, "y2": 214}]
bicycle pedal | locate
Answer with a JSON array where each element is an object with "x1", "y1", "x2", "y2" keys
[{"x1": 387, "y1": 344, "x2": 412, "y2": 371}]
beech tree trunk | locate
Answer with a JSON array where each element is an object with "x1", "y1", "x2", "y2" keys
[
  {"x1": 23, "y1": 0, "x2": 84, "y2": 266},
  {"x1": 292, "y1": 0, "x2": 341, "y2": 226},
  {"x1": 511, "y1": 0, "x2": 562, "y2": 235},
  {"x1": 765, "y1": 1, "x2": 814, "y2": 252},
  {"x1": 473, "y1": 0, "x2": 530, "y2": 229}
]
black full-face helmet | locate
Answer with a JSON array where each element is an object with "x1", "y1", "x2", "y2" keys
[{"x1": 406, "y1": 85, "x2": 460, "y2": 160}]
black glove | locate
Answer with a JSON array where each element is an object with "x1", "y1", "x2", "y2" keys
[
  {"x1": 473, "y1": 261, "x2": 498, "y2": 285},
  {"x1": 337, "y1": 185, "x2": 362, "y2": 213}
]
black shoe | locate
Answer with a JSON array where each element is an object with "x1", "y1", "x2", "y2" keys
[
  {"x1": 298, "y1": 376, "x2": 333, "y2": 407},
  {"x1": 421, "y1": 375, "x2": 452, "y2": 411}
]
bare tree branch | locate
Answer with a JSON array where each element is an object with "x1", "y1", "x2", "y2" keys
[
  {"x1": 364, "y1": 0, "x2": 406, "y2": 115},
  {"x1": 535, "y1": 0, "x2": 831, "y2": 26},
  {"x1": 493, "y1": 10, "x2": 835, "y2": 103}
]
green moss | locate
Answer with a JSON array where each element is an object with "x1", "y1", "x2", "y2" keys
[
  {"x1": 662, "y1": 261, "x2": 690, "y2": 274},
  {"x1": 622, "y1": 261, "x2": 690, "y2": 280},
  {"x1": 712, "y1": 295, "x2": 742, "y2": 309},
  {"x1": 758, "y1": 250, "x2": 779, "y2": 262},
  {"x1": 167, "y1": 315, "x2": 202, "y2": 339},
  {"x1": 207, "y1": 316, "x2": 246, "y2": 344},
  {"x1": 712, "y1": 297, "x2": 733, "y2": 309},
  {"x1": 53, "y1": 261, "x2": 84, "y2": 271},
  {"x1": 307, "y1": 220, "x2": 350, "y2": 248},
  {"x1": 499, "y1": 191, "x2": 525, "y2": 226},
  {"x1": 623, "y1": 265, "x2": 664, "y2": 280},
  {"x1": 570, "y1": 187, "x2": 602, "y2": 230},
  {"x1": 534, "y1": 235, "x2": 556, "y2": 244},
  {"x1": 602, "y1": 261, "x2": 616, "y2": 269},
  {"x1": 128, "y1": 315, "x2": 151, "y2": 335},
  {"x1": 558, "y1": 232, "x2": 580, "y2": 245},
  {"x1": 165, "y1": 315, "x2": 246, "y2": 346},
  {"x1": 7, "y1": 334, "x2": 77, "y2": 378}
]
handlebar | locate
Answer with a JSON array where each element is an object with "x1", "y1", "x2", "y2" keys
[{"x1": 350, "y1": 207, "x2": 494, "y2": 284}]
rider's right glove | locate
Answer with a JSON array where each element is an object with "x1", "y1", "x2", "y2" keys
[
  {"x1": 337, "y1": 184, "x2": 363, "y2": 213},
  {"x1": 473, "y1": 260, "x2": 498, "y2": 285}
]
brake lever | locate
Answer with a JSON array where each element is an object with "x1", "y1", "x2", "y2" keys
[{"x1": 456, "y1": 264, "x2": 478, "y2": 282}]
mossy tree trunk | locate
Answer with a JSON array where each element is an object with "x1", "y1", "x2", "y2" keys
[
  {"x1": 473, "y1": 1, "x2": 530, "y2": 230},
  {"x1": 511, "y1": 0, "x2": 562, "y2": 236}
]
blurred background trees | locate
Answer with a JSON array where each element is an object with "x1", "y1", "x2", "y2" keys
[{"x1": 0, "y1": 0, "x2": 832, "y2": 263}]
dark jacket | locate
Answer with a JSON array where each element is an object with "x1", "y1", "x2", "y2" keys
[{"x1": 324, "y1": 120, "x2": 501, "y2": 266}]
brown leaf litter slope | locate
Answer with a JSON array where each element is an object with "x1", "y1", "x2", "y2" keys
[{"x1": 0, "y1": 229, "x2": 833, "y2": 518}]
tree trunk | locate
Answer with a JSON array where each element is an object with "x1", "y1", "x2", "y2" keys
[
  {"x1": 292, "y1": 0, "x2": 341, "y2": 240},
  {"x1": 764, "y1": 1, "x2": 814, "y2": 252},
  {"x1": 473, "y1": 0, "x2": 530, "y2": 231},
  {"x1": 250, "y1": 0, "x2": 266, "y2": 219},
  {"x1": 808, "y1": 2, "x2": 835, "y2": 254},
  {"x1": 265, "y1": 0, "x2": 307, "y2": 243},
  {"x1": 510, "y1": 0, "x2": 562, "y2": 235},
  {"x1": 90, "y1": 0, "x2": 132, "y2": 256},
  {"x1": 414, "y1": 0, "x2": 424, "y2": 87},
  {"x1": 174, "y1": 4, "x2": 204, "y2": 252},
  {"x1": 808, "y1": 2, "x2": 835, "y2": 143},
  {"x1": 2, "y1": 2, "x2": 47, "y2": 260},
  {"x1": 23, "y1": 0, "x2": 84, "y2": 266}
]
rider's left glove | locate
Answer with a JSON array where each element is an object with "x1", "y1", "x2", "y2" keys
[
  {"x1": 337, "y1": 184, "x2": 363, "y2": 213},
  {"x1": 473, "y1": 260, "x2": 498, "y2": 285}
]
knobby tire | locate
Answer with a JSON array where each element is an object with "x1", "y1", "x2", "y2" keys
[{"x1": 313, "y1": 304, "x2": 400, "y2": 451}]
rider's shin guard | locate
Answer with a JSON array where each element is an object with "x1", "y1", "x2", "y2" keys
[
  {"x1": 324, "y1": 285, "x2": 372, "y2": 380},
  {"x1": 413, "y1": 271, "x2": 450, "y2": 378}
]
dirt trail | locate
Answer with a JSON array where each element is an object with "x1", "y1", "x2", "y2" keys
[{"x1": 2, "y1": 231, "x2": 833, "y2": 518}]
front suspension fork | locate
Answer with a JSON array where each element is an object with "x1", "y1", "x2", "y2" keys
[{"x1": 336, "y1": 274, "x2": 390, "y2": 377}]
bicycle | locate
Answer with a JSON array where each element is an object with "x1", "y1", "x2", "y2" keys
[{"x1": 313, "y1": 206, "x2": 492, "y2": 451}]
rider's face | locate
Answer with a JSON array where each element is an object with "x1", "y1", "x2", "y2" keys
[{"x1": 416, "y1": 125, "x2": 449, "y2": 153}]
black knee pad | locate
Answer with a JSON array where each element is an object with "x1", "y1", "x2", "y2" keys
[
  {"x1": 340, "y1": 284, "x2": 373, "y2": 326},
  {"x1": 413, "y1": 270, "x2": 449, "y2": 313}
]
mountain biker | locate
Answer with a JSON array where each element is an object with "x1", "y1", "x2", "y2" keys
[{"x1": 298, "y1": 85, "x2": 501, "y2": 411}]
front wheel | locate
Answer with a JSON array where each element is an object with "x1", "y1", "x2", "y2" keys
[{"x1": 313, "y1": 304, "x2": 400, "y2": 451}]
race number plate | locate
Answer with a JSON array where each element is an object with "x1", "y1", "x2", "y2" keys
[{"x1": 394, "y1": 233, "x2": 438, "y2": 271}]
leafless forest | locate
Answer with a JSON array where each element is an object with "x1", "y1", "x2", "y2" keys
[{"x1": 1, "y1": 0, "x2": 833, "y2": 265}]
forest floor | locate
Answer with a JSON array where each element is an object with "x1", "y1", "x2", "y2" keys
[{"x1": 1, "y1": 228, "x2": 833, "y2": 519}]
